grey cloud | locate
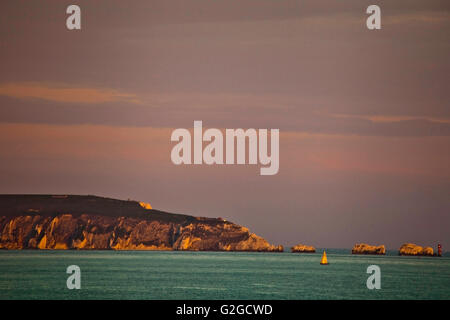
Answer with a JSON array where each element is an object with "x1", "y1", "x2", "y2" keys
[{"x1": 1, "y1": 95, "x2": 449, "y2": 137}]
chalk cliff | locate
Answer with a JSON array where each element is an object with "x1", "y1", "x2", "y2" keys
[
  {"x1": 0, "y1": 195, "x2": 283, "y2": 252},
  {"x1": 291, "y1": 244, "x2": 316, "y2": 253},
  {"x1": 399, "y1": 243, "x2": 434, "y2": 256},
  {"x1": 352, "y1": 243, "x2": 386, "y2": 255}
]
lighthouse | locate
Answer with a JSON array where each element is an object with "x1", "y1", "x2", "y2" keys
[{"x1": 438, "y1": 243, "x2": 442, "y2": 257}]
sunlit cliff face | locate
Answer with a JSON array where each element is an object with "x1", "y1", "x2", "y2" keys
[{"x1": 0, "y1": 194, "x2": 283, "y2": 252}]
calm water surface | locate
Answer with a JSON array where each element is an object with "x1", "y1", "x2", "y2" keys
[{"x1": 0, "y1": 250, "x2": 449, "y2": 299}]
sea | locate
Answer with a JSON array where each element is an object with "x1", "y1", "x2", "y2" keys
[{"x1": 0, "y1": 249, "x2": 449, "y2": 300}]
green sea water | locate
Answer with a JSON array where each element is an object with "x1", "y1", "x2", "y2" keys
[{"x1": 0, "y1": 250, "x2": 449, "y2": 300}]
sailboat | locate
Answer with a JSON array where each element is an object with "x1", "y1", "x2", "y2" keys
[{"x1": 320, "y1": 250, "x2": 329, "y2": 265}]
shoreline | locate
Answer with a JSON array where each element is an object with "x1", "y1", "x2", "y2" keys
[{"x1": 0, "y1": 248, "x2": 448, "y2": 257}]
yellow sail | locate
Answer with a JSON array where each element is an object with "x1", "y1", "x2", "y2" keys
[{"x1": 320, "y1": 250, "x2": 329, "y2": 265}]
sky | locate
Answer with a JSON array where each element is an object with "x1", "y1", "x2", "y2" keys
[{"x1": 0, "y1": 0, "x2": 449, "y2": 249}]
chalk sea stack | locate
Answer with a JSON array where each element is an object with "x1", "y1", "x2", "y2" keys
[
  {"x1": 0, "y1": 195, "x2": 283, "y2": 252},
  {"x1": 291, "y1": 244, "x2": 316, "y2": 253},
  {"x1": 399, "y1": 243, "x2": 434, "y2": 256},
  {"x1": 352, "y1": 243, "x2": 386, "y2": 255}
]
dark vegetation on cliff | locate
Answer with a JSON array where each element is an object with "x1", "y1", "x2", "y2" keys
[{"x1": 0, "y1": 194, "x2": 194, "y2": 223}]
